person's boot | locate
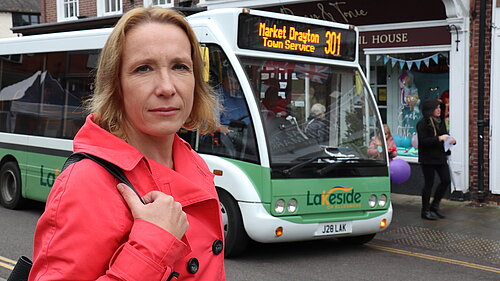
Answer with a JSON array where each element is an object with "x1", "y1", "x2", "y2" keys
[
  {"x1": 430, "y1": 202, "x2": 446, "y2": 219},
  {"x1": 421, "y1": 209, "x2": 438, "y2": 220}
]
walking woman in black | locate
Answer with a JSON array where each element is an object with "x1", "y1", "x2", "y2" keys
[{"x1": 416, "y1": 98, "x2": 456, "y2": 220}]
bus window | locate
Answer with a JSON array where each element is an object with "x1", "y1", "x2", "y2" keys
[
  {"x1": 240, "y1": 57, "x2": 385, "y2": 177},
  {"x1": 0, "y1": 51, "x2": 95, "y2": 139},
  {"x1": 196, "y1": 44, "x2": 258, "y2": 163}
]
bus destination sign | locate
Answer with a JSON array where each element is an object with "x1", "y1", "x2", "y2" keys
[{"x1": 238, "y1": 13, "x2": 356, "y2": 61}]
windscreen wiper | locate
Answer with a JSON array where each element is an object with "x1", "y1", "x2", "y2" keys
[
  {"x1": 282, "y1": 156, "x2": 337, "y2": 176},
  {"x1": 317, "y1": 159, "x2": 381, "y2": 175}
]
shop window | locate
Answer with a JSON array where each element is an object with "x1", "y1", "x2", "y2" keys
[{"x1": 366, "y1": 52, "x2": 449, "y2": 158}]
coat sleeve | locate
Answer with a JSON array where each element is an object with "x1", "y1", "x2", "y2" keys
[
  {"x1": 416, "y1": 120, "x2": 440, "y2": 148},
  {"x1": 29, "y1": 161, "x2": 189, "y2": 281},
  {"x1": 386, "y1": 138, "x2": 398, "y2": 159}
]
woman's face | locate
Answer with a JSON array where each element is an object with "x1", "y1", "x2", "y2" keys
[
  {"x1": 432, "y1": 105, "x2": 441, "y2": 118},
  {"x1": 120, "y1": 22, "x2": 194, "y2": 141}
]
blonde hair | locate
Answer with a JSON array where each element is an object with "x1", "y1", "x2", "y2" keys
[
  {"x1": 383, "y1": 124, "x2": 392, "y2": 139},
  {"x1": 88, "y1": 7, "x2": 218, "y2": 137}
]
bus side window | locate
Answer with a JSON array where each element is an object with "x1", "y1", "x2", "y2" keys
[
  {"x1": 0, "y1": 51, "x2": 96, "y2": 139},
  {"x1": 197, "y1": 44, "x2": 258, "y2": 163}
]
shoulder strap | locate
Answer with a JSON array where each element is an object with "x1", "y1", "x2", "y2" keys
[
  {"x1": 429, "y1": 117, "x2": 437, "y2": 136},
  {"x1": 63, "y1": 152, "x2": 145, "y2": 204}
]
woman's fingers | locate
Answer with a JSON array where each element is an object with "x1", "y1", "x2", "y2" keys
[
  {"x1": 116, "y1": 183, "x2": 143, "y2": 217},
  {"x1": 117, "y1": 184, "x2": 189, "y2": 239}
]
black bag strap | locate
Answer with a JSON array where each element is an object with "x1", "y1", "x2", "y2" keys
[{"x1": 63, "y1": 152, "x2": 145, "y2": 205}]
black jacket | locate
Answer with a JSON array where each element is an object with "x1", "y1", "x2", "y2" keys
[
  {"x1": 417, "y1": 98, "x2": 449, "y2": 165},
  {"x1": 417, "y1": 118, "x2": 448, "y2": 164}
]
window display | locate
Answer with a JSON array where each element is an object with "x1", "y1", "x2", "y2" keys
[{"x1": 366, "y1": 52, "x2": 449, "y2": 158}]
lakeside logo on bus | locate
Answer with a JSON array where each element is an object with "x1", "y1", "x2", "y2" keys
[
  {"x1": 40, "y1": 166, "x2": 60, "y2": 187},
  {"x1": 238, "y1": 13, "x2": 356, "y2": 61},
  {"x1": 306, "y1": 186, "x2": 361, "y2": 209}
]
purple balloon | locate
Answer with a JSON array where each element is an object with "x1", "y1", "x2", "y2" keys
[{"x1": 390, "y1": 159, "x2": 411, "y2": 183}]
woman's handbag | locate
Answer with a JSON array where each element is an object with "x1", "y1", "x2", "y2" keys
[
  {"x1": 7, "y1": 256, "x2": 32, "y2": 281},
  {"x1": 7, "y1": 152, "x2": 142, "y2": 281}
]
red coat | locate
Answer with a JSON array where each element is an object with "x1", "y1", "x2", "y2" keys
[{"x1": 29, "y1": 114, "x2": 225, "y2": 281}]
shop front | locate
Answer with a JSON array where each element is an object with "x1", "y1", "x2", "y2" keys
[{"x1": 201, "y1": 0, "x2": 470, "y2": 198}]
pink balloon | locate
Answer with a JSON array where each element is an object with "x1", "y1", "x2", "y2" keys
[
  {"x1": 411, "y1": 134, "x2": 418, "y2": 148},
  {"x1": 390, "y1": 159, "x2": 411, "y2": 183}
]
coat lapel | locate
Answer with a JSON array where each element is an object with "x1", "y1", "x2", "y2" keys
[{"x1": 148, "y1": 135, "x2": 217, "y2": 207}]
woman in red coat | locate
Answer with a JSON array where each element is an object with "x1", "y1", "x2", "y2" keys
[{"x1": 29, "y1": 7, "x2": 225, "y2": 281}]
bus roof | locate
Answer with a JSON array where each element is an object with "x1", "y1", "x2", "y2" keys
[{"x1": 0, "y1": 28, "x2": 112, "y2": 55}]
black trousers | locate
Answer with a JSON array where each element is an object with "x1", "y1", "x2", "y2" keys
[{"x1": 421, "y1": 163, "x2": 451, "y2": 211}]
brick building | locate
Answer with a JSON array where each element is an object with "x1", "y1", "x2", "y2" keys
[{"x1": 38, "y1": 0, "x2": 197, "y2": 23}]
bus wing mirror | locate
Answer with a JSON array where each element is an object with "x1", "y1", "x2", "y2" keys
[{"x1": 200, "y1": 46, "x2": 210, "y2": 82}]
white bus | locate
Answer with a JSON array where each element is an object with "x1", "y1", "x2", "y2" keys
[{"x1": 0, "y1": 8, "x2": 392, "y2": 257}]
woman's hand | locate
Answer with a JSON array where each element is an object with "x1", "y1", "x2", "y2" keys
[
  {"x1": 438, "y1": 134, "x2": 450, "y2": 142},
  {"x1": 117, "y1": 183, "x2": 189, "y2": 239}
]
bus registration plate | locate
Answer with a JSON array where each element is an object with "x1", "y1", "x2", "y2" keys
[{"x1": 314, "y1": 221, "x2": 352, "y2": 236}]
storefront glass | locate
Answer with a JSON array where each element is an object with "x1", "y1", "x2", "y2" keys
[{"x1": 363, "y1": 52, "x2": 449, "y2": 158}]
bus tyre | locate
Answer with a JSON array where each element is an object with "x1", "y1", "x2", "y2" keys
[
  {"x1": 217, "y1": 189, "x2": 250, "y2": 258},
  {"x1": 0, "y1": 161, "x2": 25, "y2": 209},
  {"x1": 338, "y1": 233, "x2": 376, "y2": 245}
]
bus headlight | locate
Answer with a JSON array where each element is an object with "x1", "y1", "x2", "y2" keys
[
  {"x1": 275, "y1": 199, "x2": 285, "y2": 214},
  {"x1": 287, "y1": 198, "x2": 297, "y2": 213},
  {"x1": 368, "y1": 195, "x2": 377, "y2": 208},
  {"x1": 378, "y1": 194, "x2": 387, "y2": 207}
]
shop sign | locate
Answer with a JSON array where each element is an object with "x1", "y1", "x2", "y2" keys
[
  {"x1": 262, "y1": 0, "x2": 446, "y2": 26},
  {"x1": 359, "y1": 26, "x2": 451, "y2": 49}
]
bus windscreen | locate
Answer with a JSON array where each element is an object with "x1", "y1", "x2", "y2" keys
[{"x1": 237, "y1": 13, "x2": 356, "y2": 61}]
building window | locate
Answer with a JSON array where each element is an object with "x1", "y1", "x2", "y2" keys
[
  {"x1": 12, "y1": 13, "x2": 40, "y2": 27},
  {"x1": 64, "y1": 0, "x2": 78, "y2": 18},
  {"x1": 57, "y1": 0, "x2": 79, "y2": 21},
  {"x1": 104, "y1": 0, "x2": 122, "y2": 14},
  {"x1": 97, "y1": 0, "x2": 122, "y2": 16},
  {"x1": 144, "y1": 0, "x2": 173, "y2": 8}
]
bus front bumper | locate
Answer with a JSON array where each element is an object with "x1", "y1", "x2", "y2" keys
[{"x1": 239, "y1": 201, "x2": 393, "y2": 243}]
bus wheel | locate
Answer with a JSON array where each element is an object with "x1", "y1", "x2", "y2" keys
[
  {"x1": 0, "y1": 162, "x2": 25, "y2": 209},
  {"x1": 338, "y1": 233, "x2": 376, "y2": 245},
  {"x1": 217, "y1": 189, "x2": 250, "y2": 258}
]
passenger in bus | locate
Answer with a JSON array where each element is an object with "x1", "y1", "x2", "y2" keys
[
  {"x1": 215, "y1": 66, "x2": 249, "y2": 132},
  {"x1": 261, "y1": 83, "x2": 287, "y2": 118},
  {"x1": 368, "y1": 124, "x2": 397, "y2": 161},
  {"x1": 199, "y1": 64, "x2": 250, "y2": 158},
  {"x1": 29, "y1": 7, "x2": 225, "y2": 281},
  {"x1": 304, "y1": 103, "x2": 329, "y2": 144},
  {"x1": 417, "y1": 98, "x2": 456, "y2": 221}
]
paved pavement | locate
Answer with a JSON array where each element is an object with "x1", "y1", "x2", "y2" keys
[{"x1": 375, "y1": 193, "x2": 500, "y2": 267}]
